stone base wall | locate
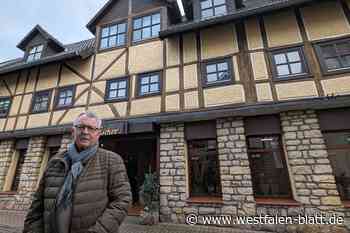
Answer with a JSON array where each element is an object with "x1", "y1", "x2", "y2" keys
[
  {"x1": 158, "y1": 112, "x2": 350, "y2": 231},
  {"x1": 14, "y1": 136, "x2": 46, "y2": 210},
  {"x1": 0, "y1": 140, "x2": 15, "y2": 190}
]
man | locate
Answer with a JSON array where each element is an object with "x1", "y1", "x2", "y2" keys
[{"x1": 23, "y1": 112, "x2": 132, "y2": 233}]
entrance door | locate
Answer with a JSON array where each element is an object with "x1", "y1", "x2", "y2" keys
[{"x1": 100, "y1": 134, "x2": 157, "y2": 214}]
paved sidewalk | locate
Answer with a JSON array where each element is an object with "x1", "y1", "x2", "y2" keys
[{"x1": 0, "y1": 216, "x2": 273, "y2": 233}]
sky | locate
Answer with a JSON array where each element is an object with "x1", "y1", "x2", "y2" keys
[{"x1": 0, "y1": 0, "x2": 108, "y2": 63}]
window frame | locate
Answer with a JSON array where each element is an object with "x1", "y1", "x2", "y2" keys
[
  {"x1": 54, "y1": 85, "x2": 76, "y2": 110},
  {"x1": 323, "y1": 130, "x2": 350, "y2": 201},
  {"x1": 187, "y1": 138, "x2": 222, "y2": 198},
  {"x1": 314, "y1": 37, "x2": 350, "y2": 75},
  {"x1": 247, "y1": 134, "x2": 293, "y2": 199},
  {"x1": 104, "y1": 77, "x2": 129, "y2": 102},
  {"x1": 132, "y1": 11, "x2": 161, "y2": 44},
  {"x1": 269, "y1": 46, "x2": 310, "y2": 81},
  {"x1": 201, "y1": 57, "x2": 234, "y2": 88},
  {"x1": 136, "y1": 71, "x2": 162, "y2": 97},
  {"x1": 31, "y1": 90, "x2": 52, "y2": 114},
  {"x1": 26, "y1": 44, "x2": 44, "y2": 62},
  {"x1": 98, "y1": 20, "x2": 128, "y2": 52},
  {"x1": 0, "y1": 97, "x2": 12, "y2": 118},
  {"x1": 200, "y1": 0, "x2": 228, "y2": 19}
]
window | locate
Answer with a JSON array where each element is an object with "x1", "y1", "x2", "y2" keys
[
  {"x1": 202, "y1": 58, "x2": 233, "y2": 86},
  {"x1": 137, "y1": 72, "x2": 161, "y2": 96},
  {"x1": 0, "y1": 97, "x2": 11, "y2": 117},
  {"x1": 188, "y1": 139, "x2": 221, "y2": 197},
  {"x1": 32, "y1": 90, "x2": 51, "y2": 113},
  {"x1": 324, "y1": 131, "x2": 350, "y2": 201},
  {"x1": 100, "y1": 22, "x2": 127, "y2": 50},
  {"x1": 247, "y1": 136, "x2": 292, "y2": 198},
  {"x1": 200, "y1": 0, "x2": 227, "y2": 19},
  {"x1": 315, "y1": 39, "x2": 350, "y2": 74},
  {"x1": 11, "y1": 149, "x2": 26, "y2": 192},
  {"x1": 271, "y1": 47, "x2": 309, "y2": 79},
  {"x1": 27, "y1": 44, "x2": 44, "y2": 62},
  {"x1": 49, "y1": 147, "x2": 60, "y2": 161},
  {"x1": 133, "y1": 13, "x2": 161, "y2": 42},
  {"x1": 105, "y1": 78, "x2": 128, "y2": 101},
  {"x1": 55, "y1": 86, "x2": 75, "y2": 108}
]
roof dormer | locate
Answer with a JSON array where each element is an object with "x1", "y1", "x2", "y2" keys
[{"x1": 17, "y1": 25, "x2": 65, "y2": 63}]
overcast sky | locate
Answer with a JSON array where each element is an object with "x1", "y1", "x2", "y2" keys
[{"x1": 0, "y1": 0, "x2": 108, "y2": 63}]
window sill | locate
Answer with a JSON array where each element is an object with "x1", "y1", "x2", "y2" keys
[
  {"x1": 186, "y1": 196, "x2": 223, "y2": 204},
  {"x1": 98, "y1": 44, "x2": 127, "y2": 54},
  {"x1": 0, "y1": 192, "x2": 16, "y2": 196},
  {"x1": 272, "y1": 74, "x2": 313, "y2": 83},
  {"x1": 343, "y1": 201, "x2": 350, "y2": 208},
  {"x1": 321, "y1": 68, "x2": 350, "y2": 77},
  {"x1": 255, "y1": 198, "x2": 301, "y2": 206}
]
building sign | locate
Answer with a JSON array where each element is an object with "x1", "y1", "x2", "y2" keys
[{"x1": 101, "y1": 121, "x2": 128, "y2": 136}]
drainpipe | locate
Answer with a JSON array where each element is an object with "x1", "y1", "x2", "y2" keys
[{"x1": 176, "y1": 0, "x2": 187, "y2": 22}]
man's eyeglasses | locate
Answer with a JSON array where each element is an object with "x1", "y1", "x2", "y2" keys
[{"x1": 74, "y1": 125, "x2": 100, "y2": 133}]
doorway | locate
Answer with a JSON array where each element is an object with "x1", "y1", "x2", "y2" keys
[{"x1": 100, "y1": 133, "x2": 157, "y2": 215}]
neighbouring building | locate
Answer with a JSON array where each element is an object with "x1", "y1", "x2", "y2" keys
[{"x1": 0, "y1": 0, "x2": 349, "y2": 231}]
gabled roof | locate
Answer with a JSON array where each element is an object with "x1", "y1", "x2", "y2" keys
[
  {"x1": 17, "y1": 24, "x2": 65, "y2": 52},
  {"x1": 160, "y1": 0, "x2": 316, "y2": 38},
  {"x1": 0, "y1": 38, "x2": 95, "y2": 75},
  {"x1": 86, "y1": 0, "x2": 178, "y2": 34}
]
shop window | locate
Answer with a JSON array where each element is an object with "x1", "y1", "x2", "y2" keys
[
  {"x1": 11, "y1": 149, "x2": 27, "y2": 192},
  {"x1": 105, "y1": 78, "x2": 128, "y2": 101},
  {"x1": 133, "y1": 12, "x2": 161, "y2": 42},
  {"x1": 27, "y1": 44, "x2": 43, "y2": 62},
  {"x1": 31, "y1": 90, "x2": 51, "y2": 113},
  {"x1": 201, "y1": 58, "x2": 233, "y2": 87},
  {"x1": 185, "y1": 121, "x2": 221, "y2": 197},
  {"x1": 324, "y1": 131, "x2": 350, "y2": 201},
  {"x1": 315, "y1": 38, "x2": 350, "y2": 74},
  {"x1": 0, "y1": 97, "x2": 11, "y2": 117},
  {"x1": 55, "y1": 86, "x2": 75, "y2": 109},
  {"x1": 137, "y1": 72, "x2": 161, "y2": 96},
  {"x1": 188, "y1": 139, "x2": 221, "y2": 197},
  {"x1": 270, "y1": 47, "x2": 309, "y2": 80},
  {"x1": 247, "y1": 136, "x2": 292, "y2": 198},
  {"x1": 200, "y1": 0, "x2": 227, "y2": 19},
  {"x1": 100, "y1": 22, "x2": 127, "y2": 50}
]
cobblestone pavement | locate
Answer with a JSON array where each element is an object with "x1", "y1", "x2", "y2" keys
[{"x1": 0, "y1": 217, "x2": 273, "y2": 233}]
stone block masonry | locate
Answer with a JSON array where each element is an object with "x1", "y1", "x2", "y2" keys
[
  {"x1": 216, "y1": 117, "x2": 256, "y2": 216},
  {"x1": 0, "y1": 140, "x2": 15, "y2": 190},
  {"x1": 15, "y1": 136, "x2": 46, "y2": 210},
  {"x1": 281, "y1": 110, "x2": 343, "y2": 214}
]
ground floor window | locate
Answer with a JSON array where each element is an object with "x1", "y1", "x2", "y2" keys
[
  {"x1": 247, "y1": 135, "x2": 292, "y2": 198},
  {"x1": 11, "y1": 149, "x2": 26, "y2": 192},
  {"x1": 187, "y1": 139, "x2": 221, "y2": 197},
  {"x1": 324, "y1": 131, "x2": 350, "y2": 201}
]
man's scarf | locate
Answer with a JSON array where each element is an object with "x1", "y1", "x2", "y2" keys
[{"x1": 56, "y1": 143, "x2": 98, "y2": 209}]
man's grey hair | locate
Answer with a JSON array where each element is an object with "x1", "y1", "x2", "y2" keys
[{"x1": 73, "y1": 111, "x2": 102, "y2": 129}]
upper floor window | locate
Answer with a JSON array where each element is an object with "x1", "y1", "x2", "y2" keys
[
  {"x1": 27, "y1": 44, "x2": 44, "y2": 62},
  {"x1": 133, "y1": 13, "x2": 161, "y2": 42},
  {"x1": 137, "y1": 72, "x2": 161, "y2": 96},
  {"x1": 270, "y1": 47, "x2": 309, "y2": 80},
  {"x1": 105, "y1": 78, "x2": 128, "y2": 101},
  {"x1": 100, "y1": 22, "x2": 127, "y2": 50},
  {"x1": 315, "y1": 39, "x2": 350, "y2": 74},
  {"x1": 200, "y1": 0, "x2": 227, "y2": 19},
  {"x1": 32, "y1": 90, "x2": 51, "y2": 113},
  {"x1": 55, "y1": 86, "x2": 75, "y2": 109},
  {"x1": 0, "y1": 97, "x2": 11, "y2": 117},
  {"x1": 202, "y1": 58, "x2": 233, "y2": 87}
]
